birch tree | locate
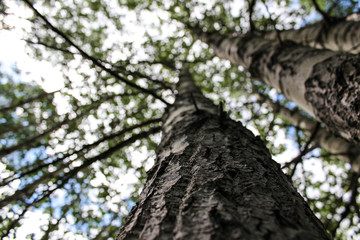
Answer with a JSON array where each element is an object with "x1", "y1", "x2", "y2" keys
[{"x1": 190, "y1": 25, "x2": 360, "y2": 144}]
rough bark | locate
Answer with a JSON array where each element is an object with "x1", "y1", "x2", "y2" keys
[
  {"x1": 117, "y1": 69, "x2": 330, "y2": 240},
  {"x1": 304, "y1": 54, "x2": 360, "y2": 143},
  {"x1": 194, "y1": 29, "x2": 360, "y2": 143},
  {"x1": 263, "y1": 20, "x2": 360, "y2": 53},
  {"x1": 256, "y1": 93, "x2": 360, "y2": 172}
]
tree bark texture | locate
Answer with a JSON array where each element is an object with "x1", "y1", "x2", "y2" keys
[
  {"x1": 263, "y1": 20, "x2": 360, "y2": 53},
  {"x1": 256, "y1": 93, "x2": 360, "y2": 172},
  {"x1": 194, "y1": 29, "x2": 360, "y2": 143},
  {"x1": 117, "y1": 69, "x2": 330, "y2": 240}
]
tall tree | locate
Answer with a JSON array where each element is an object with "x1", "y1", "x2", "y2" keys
[{"x1": 117, "y1": 67, "x2": 330, "y2": 239}]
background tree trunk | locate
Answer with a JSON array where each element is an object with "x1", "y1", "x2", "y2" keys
[
  {"x1": 263, "y1": 20, "x2": 360, "y2": 53},
  {"x1": 117, "y1": 69, "x2": 330, "y2": 240},
  {"x1": 193, "y1": 28, "x2": 360, "y2": 144},
  {"x1": 256, "y1": 93, "x2": 360, "y2": 172}
]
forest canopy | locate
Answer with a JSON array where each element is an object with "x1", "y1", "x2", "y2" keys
[{"x1": 0, "y1": 0, "x2": 359, "y2": 239}]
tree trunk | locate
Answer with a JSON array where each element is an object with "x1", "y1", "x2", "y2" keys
[
  {"x1": 193, "y1": 28, "x2": 360, "y2": 144},
  {"x1": 263, "y1": 20, "x2": 360, "y2": 53},
  {"x1": 256, "y1": 93, "x2": 360, "y2": 172},
  {"x1": 117, "y1": 69, "x2": 330, "y2": 240}
]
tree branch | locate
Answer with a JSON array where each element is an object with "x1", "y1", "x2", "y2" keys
[
  {"x1": 311, "y1": 0, "x2": 343, "y2": 23},
  {"x1": 248, "y1": 0, "x2": 256, "y2": 32},
  {"x1": 285, "y1": 123, "x2": 321, "y2": 177},
  {"x1": 24, "y1": 38, "x2": 75, "y2": 55},
  {"x1": 26, "y1": 38, "x2": 174, "y2": 92},
  {"x1": 0, "y1": 126, "x2": 161, "y2": 217},
  {"x1": 0, "y1": 92, "x2": 134, "y2": 158},
  {"x1": 330, "y1": 172, "x2": 359, "y2": 237},
  {"x1": 312, "y1": 0, "x2": 329, "y2": 20},
  {"x1": 261, "y1": 0, "x2": 282, "y2": 42},
  {"x1": 0, "y1": 117, "x2": 161, "y2": 187},
  {"x1": 22, "y1": 0, "x2": 170, "y2": 105},
  {"x1": 0, "y1": 89, "x2": 59, "y2": 114}
]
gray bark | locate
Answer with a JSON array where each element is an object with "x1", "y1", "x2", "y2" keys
[
  {"x1": 256, "y1": 93, "x2": 360, "y2": 172},
  {"x1": 263, "y1": 20, "x2": 360, "y2": 53},
  {"x1": 117, "y1": 69, "x2": 330, "y2": 240},
  {"x1": 194, "y1": 29, "x2": 360, "y2": 143}
]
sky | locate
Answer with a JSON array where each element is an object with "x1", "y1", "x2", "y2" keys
[{"x1": 0, "y1": 1, "x2": 64, "y2": 92}]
